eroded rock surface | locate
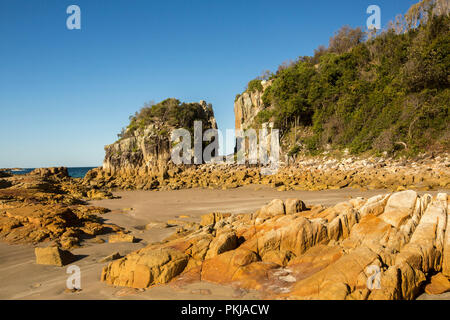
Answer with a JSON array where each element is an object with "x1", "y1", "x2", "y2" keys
[
  {"x1": 100, "y1": 191, "x2": 450, "y2": 300},
  {"x1": 0, "y1": 168, "x2": 122, "y2": 249}
]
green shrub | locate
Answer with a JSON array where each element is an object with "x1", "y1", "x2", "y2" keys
[
  {"x1": 247, "y1": 79, "x2": 263, "y2": 93},
  {"x1": 118, "y1": 98, "x2": 215, "y2": 140}
]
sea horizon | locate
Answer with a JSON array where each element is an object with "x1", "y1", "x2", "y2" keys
[{"x1": 6, "y1": 166, "x2": 97, "y2": 178}]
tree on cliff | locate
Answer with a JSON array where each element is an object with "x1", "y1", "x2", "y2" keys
[
  {"x1": 117, "y1": 98, "x2": 215, "y2": 140},
  {"x1": 328, "y1": 26, "x2": 365, "y2": 55}
]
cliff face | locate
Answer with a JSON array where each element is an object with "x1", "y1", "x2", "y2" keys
[
  {"x1": 234, "y1": 80, "x2": 272, "y2": 131},
  {"x1": 102, "y1": 123, "x2": 172, "y2": 176},
  {"x1": 102, "y1": 100, "x2": 217, "y2": 177}
]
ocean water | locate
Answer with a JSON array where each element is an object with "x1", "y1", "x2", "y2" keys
[
  {"x1": 9, "y1": 167, "x2": 96, "y2": 178},
  {"x1": 67, "y1": 167, "x2": 97, "y2": 178}
]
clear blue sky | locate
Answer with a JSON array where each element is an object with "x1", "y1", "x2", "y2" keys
[{"x1": 0, "y1": 0, "x2": 418, "y2": 168}]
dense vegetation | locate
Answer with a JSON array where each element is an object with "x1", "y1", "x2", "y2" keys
[
  {"x1": 118, "y1": 98, "x2": 215, "y2": 140},
  {"x1": 250, "y1": 0, "x2": 449, "y2": 156}
]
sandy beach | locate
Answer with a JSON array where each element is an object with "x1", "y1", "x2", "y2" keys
[{"x1": 0, "y1": 185, "x2": 447, "y2": 300}]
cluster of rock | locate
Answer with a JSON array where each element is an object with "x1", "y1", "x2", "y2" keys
[
  {"x1": 0, "y1": 170, "x2": 12, "y2": 178},
  {"x1": 0, "y1": 167, "x2": 122, "y2": 249},
  {"x1": 100, "y1": 190, "x2": 450, "y2": 299},
  {"x1": 84, "y1": 154, "x2": 449, "y2": 192},
  {"x1": 29, "y1": 167, "x2": 70, "y2": 179}
]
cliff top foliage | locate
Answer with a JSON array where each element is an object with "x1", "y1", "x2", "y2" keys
[
  {"x1": 248, "y1": 0, "x2": 449, "y2": 156},
  {"x1": 247, "y1": 79, "x2": 264, "y2": 93},
  {"x1": 117, "y1": 98, "x2": 214, "y2": 140}
]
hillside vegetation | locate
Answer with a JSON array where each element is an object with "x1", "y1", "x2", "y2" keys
[{"x1": 249, "y1": 0, "x2": 449, "y2": 157}]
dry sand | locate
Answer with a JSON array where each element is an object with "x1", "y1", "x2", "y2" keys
[{"x1": 0, "y1": 185, "x2": 447, "y2": 300}]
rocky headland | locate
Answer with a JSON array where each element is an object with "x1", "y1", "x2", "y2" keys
[{"x1": 100, "y1": 99, "x2": 217, "y2": 180}]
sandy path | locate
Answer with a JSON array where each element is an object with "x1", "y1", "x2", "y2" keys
[{"x1": 0, "y1": 185, "x2": 447, "y2": 300}]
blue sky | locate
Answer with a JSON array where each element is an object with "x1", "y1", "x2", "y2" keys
[{"x1": 0, "y1": 0, "x2": 418, "y2": 168}]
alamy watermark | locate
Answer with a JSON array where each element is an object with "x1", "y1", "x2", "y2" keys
[
  {"x1": 66, "y1": 265, "x2": 81, "y2": 290},
  {"x1": 367, "y1": 5, "x2": 381, "y2": 31},
  {"x1": 65, "y1": 4, "x2": 381, "y2": 32},
  {"x1": 66, "y1": 5, "x2": 81, "y2": 30},
  {"x1": 366, "y1": 265, "x2": 381, "y2": 290},
  {"x1": 170, "y1": 122, "x2": 280, "y2": 175}
]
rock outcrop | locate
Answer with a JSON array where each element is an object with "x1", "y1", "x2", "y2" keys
[
  {"x1": 0, "y1": 168, "x2": 122, "y2": 249},
  {"x1": 30, "y1": 167, "x2": 69, "y2": 179},
  {"x1": 100, "y1": 190, "x2": 450, "y2": 300},
  {"x1": 100, "y1": 100, "x2": 217, "y2": 178}
]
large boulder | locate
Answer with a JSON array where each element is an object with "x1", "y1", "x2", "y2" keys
[
  {"x1": 101, "y1": 248, "x2": 189, "y2": 288},
  {"x1": 359, "y1": 194, "x2": 390, "y2": 217},
  {"x1": 279, "y1": 247, "x2": 380, "y2": 300},
  {"x1": 379, "y1": 190, "x2": 417, "y2": 228},
  {"x1": 200, "y1": 212, "x2": 231, "y2": 227},
  {"x1": 257, "y1": 199, "x2": 285, "y2": 218},
  {"x1": 108, "y1": 233, "x2": 135, "y2": 243},
  {"x1": 201, "y1": 248, "x2": 260, "y2": 284},
  {"x1": 285, "y1": 199, "x2": 307, "y2": 215},
  {"x1": 205, "y1": 231, "x2": 238, "y2": 259},
  {"x1": 424, "y1": 273, "x2": 450, "y2": 295},
  {"x1": 35, "y1": 246, "x2": 76, "y2": 266}
]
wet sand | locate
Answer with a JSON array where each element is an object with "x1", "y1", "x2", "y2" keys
[{"x1": 0, "y1": 185, "x2": 447, "y2": 300}]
